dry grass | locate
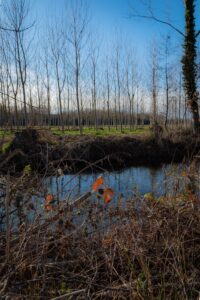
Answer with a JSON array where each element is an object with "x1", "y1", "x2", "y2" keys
[
  {"x1": 0, "y1": 127, "x2": 200, "y2": 299},
  {"x1": 1, "y1": 189, "x2": 200, "y2": 299}
]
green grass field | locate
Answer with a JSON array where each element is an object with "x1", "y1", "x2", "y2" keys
[
  {"x1": 51, "y1": 126, "x2": 151, "y2": 137},
  {"x1": 0, "y1": 125, "x2": 151, "y2": 139}
]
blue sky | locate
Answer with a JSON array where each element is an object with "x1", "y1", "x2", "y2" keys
[
  {"x1": 30, "y1": 0, "x2": 200, "y2": 67},
  {"x1": 28, "y1": 0, "x2": 200, "y2": 85},
  {"x1": 14, "y1": 0, "x2": 200, "y2": 113},
  {"x1": 32, "y1": 0, "x2": 200, "y2": 39}
]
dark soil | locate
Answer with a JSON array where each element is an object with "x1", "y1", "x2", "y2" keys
[{"x1": 0, "y1": 129, "x2": 199, "y2": 175}]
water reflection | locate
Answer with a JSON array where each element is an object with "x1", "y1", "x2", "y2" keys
[
  {"x1": 45, "y1": 164, "x2": 182, "y2": 203},
  {"x1": 0, "y1": 163, "x2": 193, "y2": 231}
]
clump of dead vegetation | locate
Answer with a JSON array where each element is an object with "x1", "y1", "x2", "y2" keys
[
  {"x1": 1, "y1": 177, "x2": 200, "y2": 299},
  {"x1": 0, "y1": 128, "x2": 200, "y2": 299},
  {"x1": 0, "y1": 128, "x2": 200, "y2": 175}
]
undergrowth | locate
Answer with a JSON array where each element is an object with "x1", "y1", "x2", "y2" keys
[
  {"x1": 1, "y1": 189, "x2": 200, "y2": 299},
  {"x1": 0, "y1": 144, "x2": 200, "y2": 299}
]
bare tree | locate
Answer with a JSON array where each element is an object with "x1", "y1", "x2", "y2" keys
[
  {"x1": 49, "y1": 25, "x2": 66, "y2": 131},
  {"x1": 90, "y1": 41, "x2": 99, "y2": 131},
  {"x1": 164, "y1": 36, "x2": 170, "y2": 129},
  {"x1": 3, "y1": 0, "x2": 33, "y2": 126},
  {"x1": 67, "y1": 0, "x2": 90, "y2": 135},
  {"x1": 125, "y1": 50, "x2": 137, "y2": 130},
  {"x1": 113, "y1": 43, "x2": 123, "y2": 132},
  {"x1": 43, "y1": 48, "x2": 51, "y2": 128},
  {"x1": 149, "y1": 44, "x2": 159, "y2": 126},
  {"x1": 159, "y1": 35, "x2": 174, "y2": 129},
  {"x1": 129, "y1": 0, "x2": 200, "y2": 133},
  {"x1": 105, "y1": 57, "x2": 111, "y2": 131},
  {"x1": 1, "y1": 36, "x2": 19, "y2": 129}
]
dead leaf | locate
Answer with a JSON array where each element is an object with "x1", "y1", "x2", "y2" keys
[
  {"x1": 103, "y1": 188, "x2": 114, "y2": 204},
  {"x1": 45, "y1": 194, "x2": 54, "y2": 203},
  {"x1": 92, "y1": 176, "x2": 104, "y2": 192}
]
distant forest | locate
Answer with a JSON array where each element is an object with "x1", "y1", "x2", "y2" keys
[{"x1": 0, "y1": 0, "x2": 199, "y2": 133}]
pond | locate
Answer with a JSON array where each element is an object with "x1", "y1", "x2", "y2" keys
[
  {"x1": 44, "y1": 163, "x2": 187, "y2": 203},
  {"x1": 0, "y1": 163, "x2": 193, "y2": 230}
]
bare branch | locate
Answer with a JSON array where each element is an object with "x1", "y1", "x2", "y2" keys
[
  {"x1": 0, "y1": 21, "x2": 35, "y2": 33},
  {"x1": 196, "y1": 30, "x2": 200, "y2": 37},
  {"x1": 129, "y1": 12, "x2": 185, "y2": 37}
]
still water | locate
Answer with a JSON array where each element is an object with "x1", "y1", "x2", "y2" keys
[
  {"x1": 45, "y1": 164, "x2": 185, "y2": 202},
  {"x1": 0, "y1": 164, "x2": 191, "y2": 230}
]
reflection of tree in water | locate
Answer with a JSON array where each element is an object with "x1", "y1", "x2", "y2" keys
[
  {"x1": 56, "y1": 175, "x2": 59, "y2": 203},
  {"x1": 60, "y1": 176, "x2": 64, "y2": 198},
  {"x1": 127, "y1": 168, "x2": 136, "y2": 195},
  {"x1": 45, "y1": 166, "x2": 173, "y2": 202},
  {"x1": 78, "y1": 175, "x2": 82, "y2": 195},
  {"x1": 163, "y1": 167, "x2": 168, "y2": 196},
  {"x1": 117, "y1": 172, "x2": 121, "y2": 193},
  {"x1": 149, "y1": 167, "x2": 160, "y2": 196},
  {"x1": 118, "y1": 168, "x2": 137, "y2": 197},
  {"x1": 115, "y1": 169, "x2": 130, "y2": 197}
]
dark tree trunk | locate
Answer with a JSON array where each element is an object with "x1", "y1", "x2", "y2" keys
[{"x1": 182, "y1": 0, "x2": 199, "y2": 133}]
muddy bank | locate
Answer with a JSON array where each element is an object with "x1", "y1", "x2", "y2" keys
[{"x1": 0, "y1": 129, "x2": 199, "y2": 175}]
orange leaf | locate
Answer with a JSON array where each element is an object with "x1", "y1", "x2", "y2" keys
[
  {"x1": 44, "y1": 194, "x2": 55, "y2": 211},
  {"x1": 45, "y1": 194, "x2": 54, "y2": 203},
  {"x1": 92, "y1": 176, "x2": 104, "y2": 192},
  {"x1": 103, "y1": 188, "x2": 114, "y2": 204},
  {"x1": 44, "y1": 204, "x2": 54, "y2": 211}
]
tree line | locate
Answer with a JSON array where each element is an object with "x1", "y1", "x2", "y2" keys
[{"x1": 0, "y1": 0, "x2": 199, "y2": 133}]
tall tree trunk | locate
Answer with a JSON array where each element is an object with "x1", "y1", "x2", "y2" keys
[
  {"x1": 165, "y1": 65, "x2": 169, "y2": 129},
  {"x1": 182, "y1": 0, "x2": 199, "y2": 133},
  {"x1": 76, "y1": 64, "x2": 83, "y2": 135}
]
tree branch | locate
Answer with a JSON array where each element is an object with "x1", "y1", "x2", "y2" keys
[
  {"x1": 0, "y1": 21, "x2": 35, "y2": 33},
  {"x1": 129, "y1": 13, "x2": 185, "y2": 37},
  {"x1": 0, "y1": 90, "x2": 39, "y2": 109},
  {"x1": 196, "y1": 30, "x2": 200, "y2": 37}
]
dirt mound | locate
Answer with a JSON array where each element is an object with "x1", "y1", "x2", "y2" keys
[
  {"x1": 0, "y1": 129, "x2": 199, "y2": 175},
  {"x1": 0, "y1": 129, "x2": 48, "y2": 173},
  {"x1": 45, "y1": 134, "x2": 200, "y2": 173},
  {"x1": 10, "y1": 129, "x2": 38, "y2": 152}
]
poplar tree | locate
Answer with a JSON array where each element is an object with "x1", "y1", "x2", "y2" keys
[
  {"x1": 182, "y1": 0, "x2": 199, "y2": 133},
  {"x1": 131, "y1": 0, "x2": 200, "y2": 133}
]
